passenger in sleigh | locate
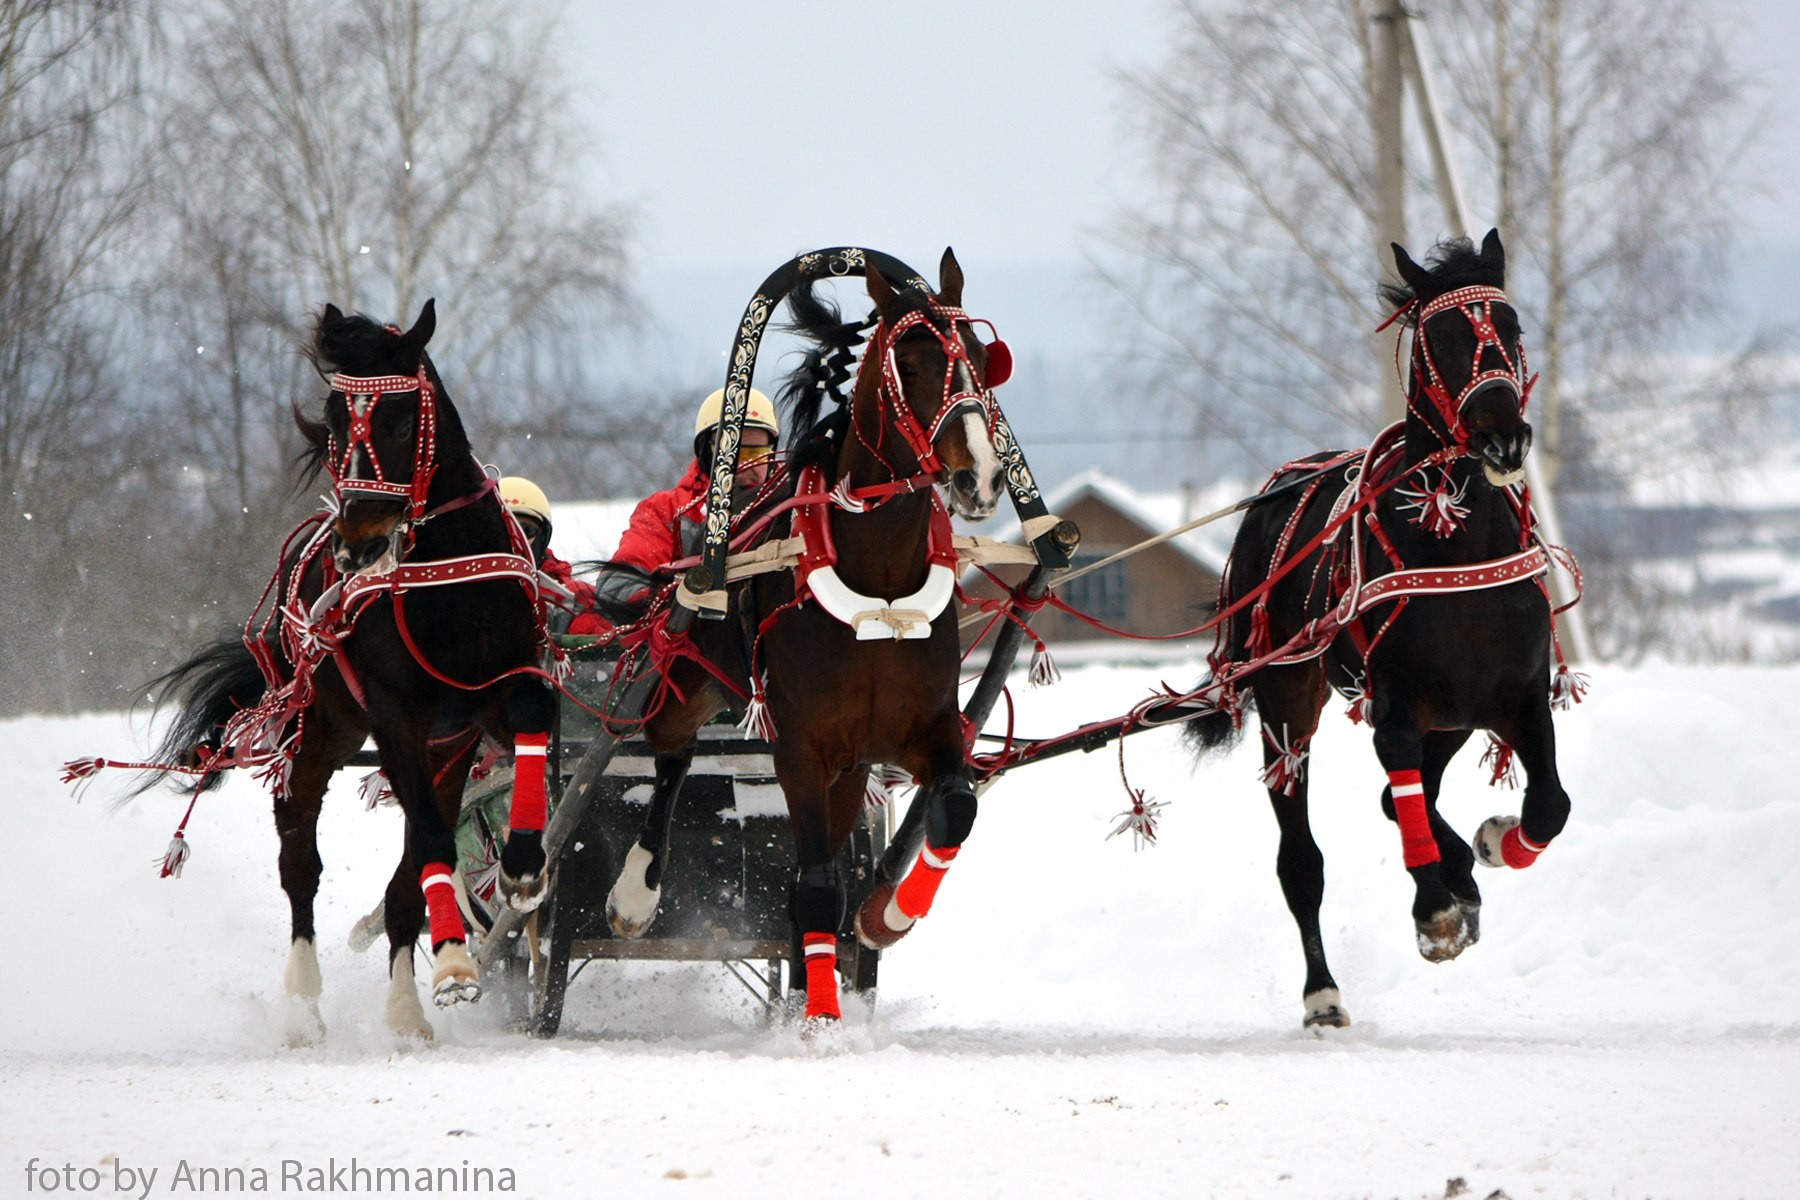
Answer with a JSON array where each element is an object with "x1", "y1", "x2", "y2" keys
[
  {"x1": 496, "y1": 475, "x2": 610, "y2": 636},
  {"x1": 591, "y1": 387, "x2": 781, "y2": 624}
]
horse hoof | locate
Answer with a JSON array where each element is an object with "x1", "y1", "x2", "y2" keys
[
  {"x1": 853, "y1": 883, "x2": 914, "y2": 950},
  {"x1": 430, "y1": 943, "x2": 482, "y2": 1008},
  {"x1": 1474, "y1": 815, "x2": 1519, "y2": 868},
  {"x1": 1302, "y1": 988, "x2": 1350, "y2": 1028},
  {"x1": 499, "y1": 869, "x2": 549, "y2": 913},
  {"x1": 1455, "y1": 897, "x2": 1482, "y2": 947},
  {"x1": 1415, "y1": 905, "x2": 1476, "y2": 962},
  {"x1": 1475, "y1": 814, "x2": 1545, "y2": 869},
  {"x1": 605, "y1": 843, "x2": 661, "y2": 938}
]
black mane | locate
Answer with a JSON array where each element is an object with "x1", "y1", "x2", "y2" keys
[
  {"x1": 775, "y1": 276, "x2": 931, "y2": 474},
  {"x1": 1377, "y1": 236, "x2": 1503, "y2": 320}
]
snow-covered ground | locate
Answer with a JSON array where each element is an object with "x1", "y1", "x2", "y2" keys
[{"x1": 3, "y1": 661, "x2": 1796, "y2": 1198}]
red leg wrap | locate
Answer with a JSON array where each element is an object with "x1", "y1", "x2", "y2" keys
[
  {"x1": 510, "y1": 732, "x2": 548, "y2": 831},
  {"x1": 894, "y1": 840, "x2": 961, "y2": 921},
  {"x1": 1389, "y1": 770, "x2": 1440, "y2": 868},
  {"x1": 1500, "y1": 824, "x2": 1545, "y2": 869},
  {"x1": 802, "y1": 932, "x2": 840, "y2": 1020},
  {"x1": 420, "y1": 862, "x2": 465, "y2": 946}
]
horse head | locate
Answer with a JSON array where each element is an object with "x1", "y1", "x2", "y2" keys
[
  {"x1": 1390, "y1": 230, "x2": 1534, "y2": 488},
  {"x1": 862, "y1": 248, "x2": 1010, "y2": 520},
  {"x1": 301, "y1": 300, "x2": 460, "y2": 574}
]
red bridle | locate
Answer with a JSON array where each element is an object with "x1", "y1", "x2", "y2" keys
[
  {"x1": 855, "y1": 302, "x2": 1012, "y2": 477},
  {"x1": 1387, "y1": 285, "x2": 1537, "y2": 451},
  {"x1": 325, "y1": 366, "x2": 439, "y2": 521}
]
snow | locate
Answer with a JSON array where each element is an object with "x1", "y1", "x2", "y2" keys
[{"x1": 4, "y1": 661, "x2": 1798, "y2": 1198}]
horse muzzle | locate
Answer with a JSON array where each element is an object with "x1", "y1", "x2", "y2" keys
[
  {"x1": 938, "y1": 407, "x2": 1004, "y2": 521},
  {"x1": 332, "y1": 503, "x2": 407, "y2": 575},
  {"x1": 1473, "y1": 422, "x2": 1532, "y2": 488}
]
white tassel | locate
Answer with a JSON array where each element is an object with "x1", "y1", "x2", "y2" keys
[
  {"x1": 158, "y1": 833, "x2": 192, "y2": 879},
  {"x1": 359, "y1": 768, "x2": 393, "y2": 810},
  {"x1": 740, "y1": 686, "x2": 777, "y2": 742},
  {"x1": 1259, "y1": 725, "x2": 1309, "y2": 797},
  {"x1": 1029, "y1": 640, "x2": 1061, "y2": 687},
  {"x1": 1551, "y1": 665, "x2": 1590, "y2": 711},
  {"x1": 863, "y1": 772, "x2": 892, "y2": 810},
  {"x1": 1107, "y1": 789, "x2": 1166, "y2": 851}
]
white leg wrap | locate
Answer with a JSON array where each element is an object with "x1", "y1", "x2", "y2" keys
[
  {"x1": 283, "y1": 937, "x2": 322, "y2": 1002},
  {"x1": 606, "y1": 842, "x2": 662, "y2": 938},
  {"x1": 386, "y1": 949, "x2": 433, "y2": 1040}
]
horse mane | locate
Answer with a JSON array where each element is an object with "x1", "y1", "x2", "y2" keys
[
  {"x1": 290, "y1": 306, "x2": 465, "y2": 491},
  {"x1": 775, "y1": 276, "x2": 928, "y2": 474},
  {"x1": 1377, "y1": 236, "x2": 1503, "y2": 326}
]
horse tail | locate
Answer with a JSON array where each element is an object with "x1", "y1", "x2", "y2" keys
[
  {"x1": 135, "y1": 634, "x2": 271, "y2": 796},
  {"x1": 1179, "y1": 670, "x2": 1252, "y2": 759}
]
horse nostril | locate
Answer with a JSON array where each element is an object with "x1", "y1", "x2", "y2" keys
[{"x1": 953, "y1": 468, "x2": 977, "y2": 496}]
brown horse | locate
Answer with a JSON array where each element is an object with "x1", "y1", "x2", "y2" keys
[
  {"x1": 1175, "y1": 231, "x2": 1577, "y2": 1028},
  {"x1": 603, "y1": 249, "x2": 1009, "y2": 1020},
  {"x1": 144, "y1": 302, "x2": 557, "y2": 1039}
]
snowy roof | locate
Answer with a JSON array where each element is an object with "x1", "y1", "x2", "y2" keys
[{"x1": 982, "y1": 469, "x2": 1249, "y2": 574}]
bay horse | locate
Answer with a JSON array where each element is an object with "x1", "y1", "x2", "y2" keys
[
  {"x1": 144, "y1": 301, "x2": 556, "y2": 1039},
  {"x1": 1178, "y1": 231, "x2": 1576, "y2": 1028},
  {"x1": 602, "y1": 248, "x2": 1008, "y2": 1021}
]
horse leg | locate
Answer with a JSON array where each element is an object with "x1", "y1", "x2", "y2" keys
[
  {"x1": 606, "y1": 678, "x2": 717, "y2": 937},
  {"x1": 782, "y1": 761, "x2": 865, "y2": 1022},
  {"x1": 381, "y1": 734, "x2": 483, "y2": 1040},
  {"x1": 273, "y1": 745, "x2": 332, "y2": 1042},
  {"x1": 606, "y1": 743, "x2": 694, "y2": 938},
  {"x1": 1369, "y1": 683, "x2": 1473, "y2": 962},
  {"x1": 1476, "y1": 692, "x2": 1570, "y2": 870},
  {"x1": 369, "y1": 717, "x2": 479, "y2": 1008},
  {"x1": 1403, "y1": 729, "x2": 1479, "y2": 942},
  {"x1": 498, "y1": 679, "x2": 555, "y2": 912},
  {"x1": 856, "y1": 737, "x2": 974, "y2": 950},
  {"x1": 1252, "y1": 665, "x2": 1345, "y2": 1028}
]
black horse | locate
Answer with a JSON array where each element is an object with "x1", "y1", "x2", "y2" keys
[
  {"x1": 602, "y1": 249, "x2": 1009, "y2": 1021},
  {"x1": 1179, "y1": 231, "x2": 1574, "y2": 1028},
  {"x1": 145, "y1": 302, "x2": 555, "y2": 1039}
]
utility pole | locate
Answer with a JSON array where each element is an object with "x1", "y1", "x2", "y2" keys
[{"x1": 1389, "y1": 9, "x2": 1593, "y2": 661}]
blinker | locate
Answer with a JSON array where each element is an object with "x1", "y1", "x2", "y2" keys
[{"x1": 983, "y1": 339, "x2": 1013, "y2": 388}]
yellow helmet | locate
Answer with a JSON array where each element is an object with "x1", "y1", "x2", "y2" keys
[
  {"x1": 692, "y1": 387, "x2": 779, "y2": 462},
  {"x1": 498, "y1": 476, "x2": 552, "y2": 530}
]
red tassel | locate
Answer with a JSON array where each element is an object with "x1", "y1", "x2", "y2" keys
[
  {"x1": 1029, "y1": 639, "x2": 1061, "y2": 687},
  {"x1": 1480, "y1": 736, "x2": 1518, "y2": 789},
  {"x1": 1552, "y1": 664, "x2": 1589, "y2": 711},
  {"x1": 60, "y1": 756, "x2": 107, "y2": 784},
  {"x1": 1247, "y1": 603, "x2": 1272, "y2": 658},
  {"x1": 159, "y1": 832, "x2": 192, "y2": 879}
]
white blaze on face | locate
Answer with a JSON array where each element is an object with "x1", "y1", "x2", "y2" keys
[{"x1": 949, "y1": 358, "x2": 1001, "y2": 510}]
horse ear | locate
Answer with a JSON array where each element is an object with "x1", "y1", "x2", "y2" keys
[
  {"x1": 401, "y1": 298, "x2": 436, "y2": 357},
  {"x1": 866, "y1": 263, "x2": 895, "y2": 320},
  {"x1": 323, "y1": 303, "x2": 344, "y2": 325},
  {"x1": 938, "y1": 247, "x2": 964, "y2": 306},
  {"x1": 1392, "y1": 242, "x2": 1431, "y2": 294},
  {"x1": 1480, "y1": 228, "x2": 1505, "y2": 279}
]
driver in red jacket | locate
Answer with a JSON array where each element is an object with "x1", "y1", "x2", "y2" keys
[
  {"x1": 593, "y1": 387, "x2": 780, "y2": 623},
  {"x1": 498, "y1": 475, "x2": 609, "y2": 636}
]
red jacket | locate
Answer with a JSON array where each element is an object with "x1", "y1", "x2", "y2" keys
[
  {"x1": 540, "y1": 549, "x2": 610, "y2": 635},
  {"x1": 611, "y1": 460, "x2": 710, "y2": 573}
]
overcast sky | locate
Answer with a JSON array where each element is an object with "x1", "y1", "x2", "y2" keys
[{"x1": 562, "y1": 0, "x2": 1800, "y2": 283}]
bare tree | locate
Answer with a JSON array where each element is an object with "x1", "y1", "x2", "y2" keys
[
  {"x1": 1108, "y1": 0, "x2": 1764, "y2": 488},
  {"x1": 150, "y1": 0, "x2": 637, "y2": 477},
  {"x1": 0, "y1": 1, "x2": 162, "y2": 714}
]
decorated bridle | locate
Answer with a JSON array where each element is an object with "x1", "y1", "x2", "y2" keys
[
  {"x1": 1386, "y1": 285, "x2": 1536, "y2": 452},
  {"x1": 853, "y1": 301, "x2": 1013, "y2": 480},
  {"x1": 325, "y1": 363, "x2": 440, "y2": 522}
]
